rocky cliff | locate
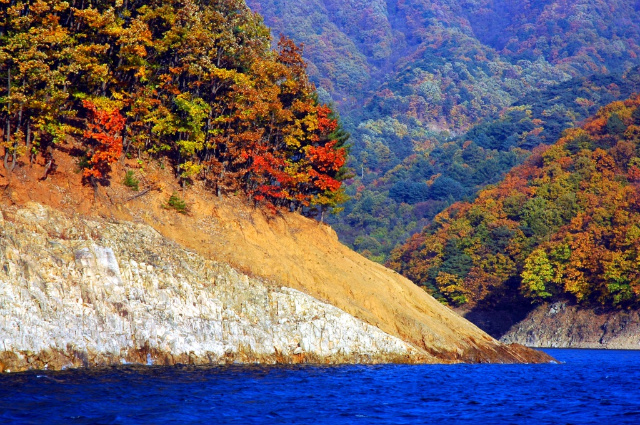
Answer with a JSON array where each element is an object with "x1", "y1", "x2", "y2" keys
[
  {"x1": 0, "y1": 156, "x2": 551, "y2": 371},
  {"x1": 500, "y1": 302, "x2": 640, "y2": 349},
  {"x1": 0, "y1": 203, "x2": 424, "y2": 371}
]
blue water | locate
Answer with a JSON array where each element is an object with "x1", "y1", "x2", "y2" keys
[{"x1": 1, "y1": 349, "x2": 640, "y2": 424}]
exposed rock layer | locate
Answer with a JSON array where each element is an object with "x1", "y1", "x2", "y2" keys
[
  {"x1": 0, "y1": 203, "x2": 424, "y2": 372},
  {"x1": 500, "y1": 302, "x2": 640, "y2": 349},
  {"x1": 0, "y1": 202, "x2": 551, "y2": 371}
]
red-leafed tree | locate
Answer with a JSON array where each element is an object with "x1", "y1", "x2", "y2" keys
[
  {"x1": 303, "y1": 105, "x2": 350, "y2": 219},
  {"x1": 82, "y1": 100, "x2": 124, "y2": 184},
  {"x1": 0, "y1": 1, "x2": 350, "y2": 218}
]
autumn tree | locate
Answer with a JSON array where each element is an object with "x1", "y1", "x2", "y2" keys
[{"x1": 81, "y1": 100, "x2": 124, "y2": 185}]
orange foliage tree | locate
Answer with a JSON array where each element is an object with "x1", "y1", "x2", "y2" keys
[{"x1": 81, "y1": 100, "x2": 124, "y2": 183}]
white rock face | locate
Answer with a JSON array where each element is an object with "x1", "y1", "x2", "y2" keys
[
  {"x1": 0, "y1": 203, "x2": 417, "y2": 370},
  {"x1": 500, "y1": 301, "x2": 640, "y2": 349}
]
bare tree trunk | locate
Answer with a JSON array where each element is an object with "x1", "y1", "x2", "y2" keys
[
  {"x1": 25, "y1": 122, "x2": 31, "y2": 150},
  {"x1": 41, "y1": 146, "x2": 54, "y2": 180},
  {"x1": 120, "y1": 133, "x2": 129, "y2": 165},
  {"x1": 90, "y1": 175, "x2": 101, "y2": 200},
  {"x1": 5, "y1": 67, "x2": 11, "y2": 147},
  {"x1": 3, "y1": 149, "x2": 17, "y2": 174}
]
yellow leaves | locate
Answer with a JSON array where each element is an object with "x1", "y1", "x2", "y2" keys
[
  {"x1": 596, "y1": 100, "x2": 627, "y2": 119},
  {"x1": 134, "y1": 66, "x2": 148, "y2": 81},
  {"x1": 116, "y1": 18, "x2": 153, "y2": 57},
  {"x1": 69, "y1": 43, "x2": 110, "y2": 67},
  {"x1": 562, "y1": 268, "x2": 590, "y2": 302},
  {"x1": 284, "y1": 135, "x2": 301, "y2": 149},
  {"x1": 624, "y1": 224, "x2": 640, "y2": 247},
  {"x1": 436, "y1": 272, "x2": 462, "y2": 288},
  {"x1": 624, "y1": 125, "x2": 640, "y2": 141},
  {"x1": 73, "y1": 7, "x2": 109, "y2": 30},
  {"x1": 558, "y1": 127, "x2": 589, "y2": 146},
  {"x1": 435, "y1": 272, "x2": 468, "y2": 305},
  {"x1": 30, "y1": 1, "x2": 51, "y2": 15},
  {"x1": 283, "y1": 116, "x2": 314, "y2": 149},
  {"x1": 299, "y1": 112, "x2": 318, "y2": 133},
  {"x1": 179, "y1": 160, "x2": 203, "y2": 179},
  {"x1": 542, "y1": 143, "x2": 569, "y2": 166},
  {"x1": 448, "y1": 216, "x2": 473, "y2": 239},
  {"x1": 86, "y1": 96, "x2": 125, "y2": 112},
  {"x1": 34, "y1": 21, "x2": 70, "y2": 46},
  {"x1": 521, "y1": 249, "x2": 554, "y2": 300},
  {"x1": 598, "y1": 99, "x2": 634, "y2": 123},
  {"x1": 603, "y1": 251, "x2": 632, "y2": 285},
  {"x1": 53, "y1": 1, "x2": 70, "y2": 12},
  {"x1": 210, "y1": 67, "x2": 247, "y2": 89},
  {"x1": 283, "y1": 164, "x2": 310, "y2": 185},
  {"x1": 111, "y1": 91, "x2": 124, "y2": 101}
]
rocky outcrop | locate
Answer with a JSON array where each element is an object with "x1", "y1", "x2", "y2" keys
[
  {"x1": 500, "y1": 302, "x2": 640, "y2": 349},
  {"x1": 0, "y1": 191, "x2": 553, "y2": 371},
  {"x1": 0, "y1": 203, "x2": 420, "y2": 372},
  {"x1": 0, "y1": 152, "x2": 557, "y2": 367}
]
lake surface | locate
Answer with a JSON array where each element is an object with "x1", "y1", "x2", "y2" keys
[{"x1": 1, "y1": 349, "x2": 639, "y2": 424}]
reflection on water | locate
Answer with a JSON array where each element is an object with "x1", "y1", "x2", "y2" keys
[{"x1": 1, "y1": 349, "x2": 640, "y2": 424}]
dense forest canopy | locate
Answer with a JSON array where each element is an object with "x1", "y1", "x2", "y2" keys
[
  {"x1": 0, "y1": 0, "x2": 349, "y2": 213},
  {"x1": 389, "y1": 96, "x2": 640, "y2": 309},
  {"x1": 331, "y1": 70, "x2": 640, "y2": 261},
  {"x1": 3, "y1": 0, "x2": 640, "y2": 284},
  {"x1": 248, "y1": 0, "x2": 640, "y2": 260},
  {"x1": 249, "y1": 0, "x2": 640, "y2": 128}
]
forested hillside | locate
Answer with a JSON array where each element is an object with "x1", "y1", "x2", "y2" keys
[
  {"x1": 0, "y1": 0, "x2": 554, "y2": 368},
  {"x1": 389, "y1": 96, "x2": 640, "y2": 311},
  {"x1": 1, "y1": 0, "x2": 348, "y2": 214},
  {"x1": 6, "y1": 0, "x2": 640, "y2": 269},
  {"x1": 249, "y1": 0, "x2": 640, "y2": 128},
  {"x1": 247, "y1": 0, "x2": 640, "y2": 261},
  {"x1": 333, "y1": 71, "x2": 640, "y2": 261}
]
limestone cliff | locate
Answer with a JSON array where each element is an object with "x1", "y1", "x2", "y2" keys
[
  {"x1": 0, "y1": 157, "x2": 551, "y2": 370},
  {"x1": 0, "y1": 203, "x2": 422, "y2": 371},
  {"x1": 501, "y1": 302, "x2": 640, "y2": 349}
]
